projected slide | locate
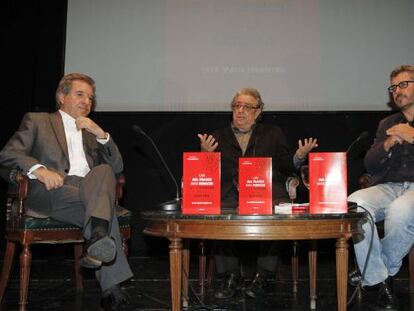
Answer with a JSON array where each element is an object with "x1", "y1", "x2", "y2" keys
[{"x1": 65, "y1": 0, "x2": 414, "y2": 111}]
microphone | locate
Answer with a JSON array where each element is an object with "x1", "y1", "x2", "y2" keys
[
  {"x1": 132, "y1": 125, "x2": 181, "y2": 211},
  {"x1": 346, "y1": 131, "x2": 369, "y2": 156}
]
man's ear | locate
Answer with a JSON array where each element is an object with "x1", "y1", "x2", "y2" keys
[
  {"x1": 57, "y1": 93, "x2": 65, "y2": 108},
  {"x1": 255, "y1": 109, "x2": 263, "y2": 121}
]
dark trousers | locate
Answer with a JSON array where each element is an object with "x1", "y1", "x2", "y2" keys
[
  {"x1": 214, "y1": 240, "x2": 278, "y2": 276},
  {"x1": 47, "y1": 164, "x2": 133, "y2": 291}
]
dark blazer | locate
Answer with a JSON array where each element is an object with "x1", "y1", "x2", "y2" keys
[
  {"x1": 212, "y1": 123, "x2": 295, "y2": 207},
  {"x1": 364, "y1": 112, "x2": 414, "y2": 185},
  {"x1": 0, "y1": 112, "x2": 123, "y2": 217}
]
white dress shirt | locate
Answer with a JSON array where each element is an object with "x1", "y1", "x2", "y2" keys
[{"x1": 60, "y1": 110, "x2": 91, "y2": 177}]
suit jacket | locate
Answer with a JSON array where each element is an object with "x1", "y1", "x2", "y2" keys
[
  {"x1": 0, "y1": 112, "x2": 123, "y2": 217},
  {"x1": 212, "y1": 123, "x2": 295, "y2": 207},
  {"x1": 364, "y1": 111, "x2": 414, "y2": 185}
]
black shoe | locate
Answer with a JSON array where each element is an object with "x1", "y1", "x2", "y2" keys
[
  {"x1": 80, "y1": 233, "x2": 116, "y2": 269},
  {"x1": 348, "y1": 269, "x2": 362, "y2": 287},
  {"x1": 214, "y1": 272, "x2": 240, "y2": 299},
  {"x1": 245, "y1": 272, "x2": 268, "y2": 299},
  {"x1": 375, "y1": 277, "x2": 398, "y2": 311},
  {"x1": 101, "y1": 284, "x2": 130, "y2": 311}
]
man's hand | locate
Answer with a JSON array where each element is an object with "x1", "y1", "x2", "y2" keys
[
  {"x1": 386, "y1": 123, "x2": 414, "y2": 145},
  {"x1": 75, "y1": 117, "x2": 107, "y2": 139},
  {"x1": 383, "y1": 135, "x2": 403, "y2": 152},
  {"x1": 295, "y1": 137, "x2": 318, "y2": 160},
  {"x1": 198, "y1": 134, "x2": 218, "y2": 152},
  {"x1": 32, "y1": 167, "x2": 64, "y2": 191}
]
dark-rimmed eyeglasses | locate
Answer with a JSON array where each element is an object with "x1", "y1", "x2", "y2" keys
[
  {"x1": 387, "y1": 81, "x2": 414, "y2": 93},
  {"x1": 231, "y1": 102, "x2": 260, "y2": 111}
]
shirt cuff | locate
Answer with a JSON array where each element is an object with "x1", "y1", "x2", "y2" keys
[
  {"x1": 293, "y1": 154, "x2": 305, "y2": 169},
  {"x1": 27, "y1": 164, "x2": 45, "y2": 179},
  {"x1": 97, "y1": 132, "x2": 110, "y2": 144}
]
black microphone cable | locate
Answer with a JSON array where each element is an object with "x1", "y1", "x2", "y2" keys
[
  {"x1": 347, "y1": 204, "x2": 375, "y2": 306},
  {"x1": 182, "y1": 265, "x2": 223, "y2": 311}
]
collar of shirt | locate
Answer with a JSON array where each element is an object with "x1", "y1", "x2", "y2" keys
[
  {"x1": 231, "y1": 122, "x2": 256, "y2": 134},
  {"x1": 59, "y1": 110, "x2": 77, "y2": 130}
]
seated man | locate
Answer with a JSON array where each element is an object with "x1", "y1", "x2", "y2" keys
[
  {"x1": 348, "y1": 65, "x2": 414, "y2": 311},
  {"x1": 0, "y1": 73, "x2": 133, "y2": 311},
  {"x1": 198, "y1": 87, "x2": 317, "y2": 299}
]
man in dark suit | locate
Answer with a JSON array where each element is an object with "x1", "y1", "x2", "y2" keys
[
  {"x1": 198, "y1": 87, "x2": 317, "y2": 299},
  {"x1": 0, "y1": 73, "x2": 132, "y2": 310},
  {"x1": 348, "y1": 65, "x2": 414, "y2": 311}
]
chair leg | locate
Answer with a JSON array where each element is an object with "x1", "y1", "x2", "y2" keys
[
  {"x1": 182, "y1": 241, "x2": 190, "y2": 308},
  {"x1": 0, "y1": 241, "x2": 17, "y2": 301},
  {"x1": 291, "y1": 241, "x2": 299, "y2": 293},
  {"x1": 74, "y1": 243, "x2": 84, "y2": 292},
  {"x1": 308, "y1": 240, "x2": 318, "y2": 310},
  {"x1": 206, "y1": 252, "x2": 215, "y2": 287},
  {"x1": 409, "y1": 246, "x2": 414, "y2": 292},
  {"x1": 19, "y1": 243, "x2": 32, "y2": 311},
  {"x1": 198, "y1": 240, "x2": 207, "y2": 296}
]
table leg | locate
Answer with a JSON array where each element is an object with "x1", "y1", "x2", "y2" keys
[
  {"x1": 335, "y1": 237, "x2": 349, "y2": 311},
  {"x1": 169, "y1": 237, "x2": 183, "y2": 311},
  {"x1": 182, "y1": 241, "x2": 190, "y2": 308},
  {"x1": 308, "y1": 240, "x2": 318, "y2": 310}
]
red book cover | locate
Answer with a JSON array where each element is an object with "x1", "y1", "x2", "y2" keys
[
  {"x1": 309, "y1": 152, "x2": 347, "y2": 214},
  {"x1": 182, "y1": 152, "x2": 221, "y2": 214},
  {"x1": 239, "y1": 157, "x2": 272, "y2": 215}
]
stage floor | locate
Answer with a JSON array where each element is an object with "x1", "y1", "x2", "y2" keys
[{"x1": 0, "y1": 244, "x2": 413, "y2": 311}]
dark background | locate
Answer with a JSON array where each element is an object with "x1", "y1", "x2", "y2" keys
[{"x1": 1, "y1": 1, "x2": 392, "y2": 255}]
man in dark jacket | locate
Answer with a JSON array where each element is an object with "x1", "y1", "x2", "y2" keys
[
  {"x1": 198, "y1": 87, "x2": 317, "y2": 299},
  {"x1": 348, "y1": 65, "x2": 414, "y2": 311}
]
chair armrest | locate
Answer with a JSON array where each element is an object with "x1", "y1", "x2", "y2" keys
[
  {"x1": 115, "y1": 174, "x2": 126, "y2": 203},
  {"x1": 2, "y1": 166, "x2": 125, "y2": 216},
  {"x1": 12, "y1": 172, "x2": 124, "y2": 202},
  {"x1": 0, "y1": 166, "x2": 27, "y2": 216},
  {"x1": 0, "y1": 165, "x2": 19, "y2": 185},
  {"x1": 0, "y1": 166, "x2": 28, "y2": 200},
  {"x1": 286, "y1": 175, "x2": 300, "y2": 202},
  {"x1": 15, "y1": 172, "x2": 28, "y2": 201}
]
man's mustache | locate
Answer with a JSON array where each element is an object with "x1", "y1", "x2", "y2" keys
[
  {"x1": 395, "y1": 94, "x2": 412, "y2": 110},
  {"x1": 396, "y1": 94, "x2": 407, "y2": 102}
]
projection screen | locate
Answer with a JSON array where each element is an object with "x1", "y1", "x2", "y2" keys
[{"x1": 65, "y1": 0, "x2": 414, "y2": 111}]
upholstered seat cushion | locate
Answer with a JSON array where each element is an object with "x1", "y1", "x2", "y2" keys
[{"x1": 8, "y1": 206, "x2": 131, "y2": 230}]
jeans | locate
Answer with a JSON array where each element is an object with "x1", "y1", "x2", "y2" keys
[{"x1": 348, "y1": 182, "x2": 414, "y2": 286}]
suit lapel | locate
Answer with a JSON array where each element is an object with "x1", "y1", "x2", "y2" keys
[
  {"x1": 49, "y1": 112, "x2": 69, "y2": 161},
  {"x1": 245, "y1": 124, "x2": 261, "y2": 154},
  {"x1": 82, "y1": 130, "x2": 95, "y2": 168},
  {"x1": 221, "y1": 126, "x2": 240, "y2": 150}
]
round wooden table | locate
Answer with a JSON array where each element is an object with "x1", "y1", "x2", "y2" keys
[{"x1": 142, "y1": 210, "x2": 366, "y2": 311}]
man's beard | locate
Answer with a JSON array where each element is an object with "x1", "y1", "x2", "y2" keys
[{"x1": 396, "y1": 95, "x2": 414, "y2": 111}]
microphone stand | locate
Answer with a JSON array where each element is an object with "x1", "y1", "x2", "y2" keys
[
  {"x1": 132, "y1": 125, "x2": 181, "y2": 211},
  {"x1": 346, "y1": 131, "x2": 369, "y2": 155}
]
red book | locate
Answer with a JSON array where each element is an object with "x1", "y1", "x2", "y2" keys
[
  {"x1": 239, "y1": 157, "x2": 272, "y2": 215},
  {"x1": 309, "y1": 152, "x2": 347, "y2": 214},
  {"x1": 182, "y1": 152, "x2": 221, "y2": 214}
]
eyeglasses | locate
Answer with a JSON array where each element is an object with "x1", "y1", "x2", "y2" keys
[
  {"x1": 231, "y1": 102, "x2": 260, "y2": 111},
  {"x1": 387, "y1": 81, "x2": 414, "y2": 93}
]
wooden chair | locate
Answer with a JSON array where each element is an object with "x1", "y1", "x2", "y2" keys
[
  {"x1": 358, "y1": 173, "x2": 414, "y2": 292},
  {"x1": 0, "y1": 167, "x2": 131, "y2": 310}
]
